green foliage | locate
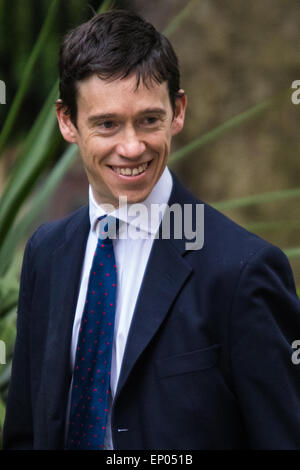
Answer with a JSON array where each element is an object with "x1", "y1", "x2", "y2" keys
[
  {"x1": 0, "y1": 82, "x2": 59, "y2": 246},
  {"x1": 169, "y1": 93, "x2": 284, "y2": 165},
  {"x1": 0, "y1": 0, "x2": 59, "y2": 156},
  {"x1": 0, "y1": 258, "x2": 20, "y2": 442}
]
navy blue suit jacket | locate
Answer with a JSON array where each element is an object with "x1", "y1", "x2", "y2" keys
[{"x1": 3, "y1": 173, "x2": 300, "y2": 449}]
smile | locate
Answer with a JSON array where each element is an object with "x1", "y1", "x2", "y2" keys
[{"x1": 109, "y1": 161, "x2": 151, "y2": 177}]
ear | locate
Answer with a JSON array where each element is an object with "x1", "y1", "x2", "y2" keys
[
  {"x1": 171, "y1": 90, "x2": 187, "y2": 136},
  {"x1": 56, "y1": 99, "x2": 77, "y2": 143}
]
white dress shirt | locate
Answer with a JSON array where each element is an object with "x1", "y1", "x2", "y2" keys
[{"x1": 66, "y1": 166, "x2": 173, "y2": 449}]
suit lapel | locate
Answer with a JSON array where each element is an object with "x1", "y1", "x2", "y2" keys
[
  {"x1": 115, "y1": 174, "x2": 196, "y2": 399},
  {"x1": 115, "y1": 236, "x2": 192, "y2": 399},
  {"x1": 43, "y1": 206, "x2": 90, "y2": 447}
]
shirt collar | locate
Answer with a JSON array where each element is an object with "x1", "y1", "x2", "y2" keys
[{"x1": 89, "y1": 166, "x2": 173, "y2": 237}]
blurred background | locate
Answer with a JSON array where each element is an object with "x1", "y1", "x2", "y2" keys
[
  {"x1": 2, "y1": 0, "x2": 300, "y2": 276},
  {"x1": 0, "y1": 0, "x2": 300, "y2": 441}
]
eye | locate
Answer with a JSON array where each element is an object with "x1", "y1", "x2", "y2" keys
[
  {"x1": 96, "y1": 120, "x2": 119, "y2": 134},
  {"x1": 140, "y1": 116, "x2": 159, "y2": 127},
  {"x1": 101, "y1": 121, "x2": 115, "y2": 129},
  {"x1": 145, "y1": 117, "x2": 157, "y2": 124}
]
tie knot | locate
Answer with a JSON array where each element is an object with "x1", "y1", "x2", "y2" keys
[{"x1": 98, "y1": 215, "x2": 119, "y2": 244}]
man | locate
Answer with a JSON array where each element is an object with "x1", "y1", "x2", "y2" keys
[{"x1": 3, "y1": 9, "x2": 300, "y2": 450}]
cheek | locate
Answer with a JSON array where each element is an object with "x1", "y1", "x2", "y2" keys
[
  {"x1": 79, "y1": 138, "x2": 111, "y2": 166},
  {"x1": 147, "y1": 131, "x2": 171, "y2": 154},
  {"x1": 160, "y1": 137, "x2": 172, "y2": 160}
]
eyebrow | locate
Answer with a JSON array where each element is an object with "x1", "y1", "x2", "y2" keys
[
  {"x1": 87, "y1": 108, "x2": 167, "y2": 126},
  {"x1": 138, "y1": 107, "x2": 167, "y2": 117},
  {"x1": 87, "y1": 113, "x2": 116, "y2": 125}
]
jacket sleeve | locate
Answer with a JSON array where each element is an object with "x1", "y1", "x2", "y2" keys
[
  {"x1": 230, "y1": 244, "x2": 300, "y2": 449},
  {"x1": 3, "y1": 236, "x2": 34, "y2": 449}
]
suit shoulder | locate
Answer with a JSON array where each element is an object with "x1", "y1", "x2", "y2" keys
[
  {"x1": 203, "y1": 201, "x2": 292, "y2": 278},
  {"x1": 27, "y1": 205, "x2": 89, "y2": 255},
  {"x1": 205, "y1": 201, "x2": 273, "y2": 250},
  {"x1": 172, "y1": 174, "x2": 282, "y2": 264},
  {"x1": 187, "y1": 196, "x2": 293, "y2": 292}
]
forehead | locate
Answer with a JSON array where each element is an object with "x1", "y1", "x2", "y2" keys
[{"x1": 76, "y1": 74, "x2": 171, "y2": 117}]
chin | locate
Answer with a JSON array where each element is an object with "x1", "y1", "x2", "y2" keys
[{"x1": 121, "y1": 191, "x2": 150, "y2": 205}]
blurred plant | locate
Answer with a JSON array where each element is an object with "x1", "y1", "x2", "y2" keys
[{"x1": 0, "y1": 0, "x2": 299, "y2": 446}]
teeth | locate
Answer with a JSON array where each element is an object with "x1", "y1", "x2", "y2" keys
[{"x1": 113, "y1": 162, "x2": 149, "y2": 176}]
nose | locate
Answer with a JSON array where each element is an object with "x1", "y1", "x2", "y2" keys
[{"x1": 116, "y1": 126, "x2": 146, "y2": 159}]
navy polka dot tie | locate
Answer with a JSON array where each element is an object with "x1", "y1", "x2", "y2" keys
[{"x1": 66, "y1": 215, "x2": 118, "y2": 449}]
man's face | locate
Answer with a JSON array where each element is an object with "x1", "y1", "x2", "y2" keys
[{"x1": 57, "y1": 74, "x2": 186, "y2": 207}]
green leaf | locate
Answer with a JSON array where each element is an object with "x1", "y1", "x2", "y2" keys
[
  {"x1": 0, "y1": 361, "x2": 12, "y2": 390},
  {"x1": 0, "y1": 0, "x2": 59, "y2": 157},
  {"x1": 1, "y1": 81, "x2": 58, "y2": 188},
  {"x1": 169, "y1": 92, "x2": 288, "y2": 166},
  {"x1": 0, "y1": 83, "x2": 59, "y2": 246},
  {"x1": 245, "y1": 220, "x2": 300, "y2": 233},
  {"x1": 212, "y1": 186, "x2": 300, "y2": 211},
  {"x1": 97, "y1": 0, "x2": 115, "y2": 14},
  {"x1": 0, "y1": 306, "x2": 17, "y2": 358},
  {"x1": 283, "y1": 247, "x2": 300, "y2": 260},
  {"x1": 0, "y1": 277, "x2": 19, "y2": 318},
  {"x1": 163, "y1": 0, "x2": 197, "y2": 37},
  {"x1": 0, "y1": 144, "x2": 78, "y2": 276},
  {"x1": 0, "y1": 396, "x2": 6, "y2": 430}
]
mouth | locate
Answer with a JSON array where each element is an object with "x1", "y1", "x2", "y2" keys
[{"x1": 108, "y1": 160, "x2": 152, "y2": 178}]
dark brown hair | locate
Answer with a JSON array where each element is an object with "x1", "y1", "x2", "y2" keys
[{"x1": 58, "y1": 9, "x2": 181, "y2": 125}]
